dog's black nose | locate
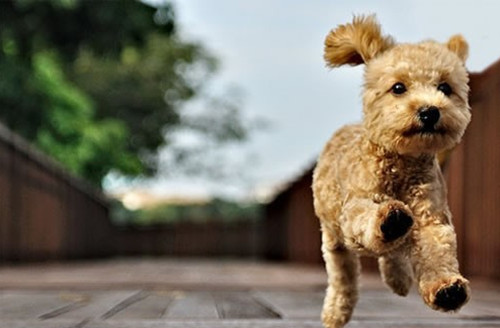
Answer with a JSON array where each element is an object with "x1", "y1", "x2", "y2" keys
[{"x1": 418, "y1": 106, "x2": 440, "y2": 127}]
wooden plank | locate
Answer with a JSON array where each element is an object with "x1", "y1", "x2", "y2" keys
[
  {"x1": 256, "y1": 288, "x2": 500, "y2": 321},
  {"x1": 39, "y1": 302, "x2": 87, "y2": 320},
  {"x1": 164, "y1": 291, "x2": 218, "y2": 319},
  {"x1": 212, "y1": 292, "x2": 280, "y2": 319},
  {"x1": 354, "y1": 290, "x2": 435, "y2": 318},
  {"x1": 62, "y1": 318, "x2": 500, "y2": 328},
  {"x1": 0, "y1": 320, "x2": 87, "y2": 328},
  {"x1": 0, "y1": 291, "x2": 74, "y2": 319},
  {"x1": 73, "y1": 319, "x2": 324, "y2": 328},
  {"x1": 451, "y1": 289, "x2": 500, "y2": 317},
  {"x1": 351, "y1": 317, "x2": 500, "y2": 326},
  {"x1": 110, "y1": 292, "x2": 173, "y2": 320},
  {"x1": 3, "y1": 319, "x2": 500, "y2": 328},
  {"x1": 357, "y1": 289, "x2": 500, "y2": 319},
  {"x1": 54, "y1": 291, "x2": 138, "y2": 320},
  {"x1": 101, "y1": 291, "x2": 149, "y2": 319},
  {"x1": 253, "y1": 290, "x2": 322, "y2": 319}
]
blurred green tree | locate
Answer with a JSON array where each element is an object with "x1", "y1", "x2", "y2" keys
[
  {"x1": 33, "y1": 52, "x2": 142, "y2": 185},
  {"x1": 113, "y1": 197, "x2": 263, "y2": 226},
  {"x1": 0, "y1": 0, "x2": 250, "y2": 186}
]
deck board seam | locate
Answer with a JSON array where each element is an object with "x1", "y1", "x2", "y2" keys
[{"x1": 100, "y1": 291, "x2": 149, "y2": 320}]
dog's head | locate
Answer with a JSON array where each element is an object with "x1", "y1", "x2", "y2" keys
[{"x1": 324, "y1": 15, "x2": 471, "y2": 155}]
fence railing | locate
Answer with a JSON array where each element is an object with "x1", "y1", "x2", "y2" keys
[
  {"x1": 0, "y1": 122, "x2": 111, "y2": 262},
  {"x1": 113, "y1": 221, "x2": 263, "y2": 258},
  {"x1": 0, "y1": 122, "x2": 265, "y2": 261}
]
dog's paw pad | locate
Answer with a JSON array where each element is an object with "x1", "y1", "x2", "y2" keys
[
  {"x1": 434, "y1": 282, "x2": 468, "y2": 311},
  {"x1": 381, "y1": 209, "x2": 413, "y2": 242}
]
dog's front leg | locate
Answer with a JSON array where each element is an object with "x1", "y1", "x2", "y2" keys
[
  {"x1": 339, "y1": 196, "x2": 414, "y2": 255},
  {"x1": 411, "y1": 219, "x2": 470, "y2": 312}
]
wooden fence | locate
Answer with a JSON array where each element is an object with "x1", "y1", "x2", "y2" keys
[
  {"x1": 113, "y1": 221, "x2": 263, "y2": 258},
  {"x1": 265, "y1": 168, "x2": 322, "y2": 264},
  {"x1": 445, "y1": 59, "x2": 500, "y2": 279},
  {"x1": 0, "y1": 123, "x2": 112, "y2": 262},
  {"x1": 0, "y1": 121, "x2": 264, "y2": 261}
]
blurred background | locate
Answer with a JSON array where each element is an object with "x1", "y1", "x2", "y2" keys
[{"x1": 0, "y1": 0, "x2": 499, "y2": 281}]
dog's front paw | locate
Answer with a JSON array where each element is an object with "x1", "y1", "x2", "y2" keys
[
  {"x1": 434, "y1": 280, "x2": 469, "y2": 311},
  {"x1": 381, "y1": 208, "x2": 413, "y2": 242},
  {"x1": 421, "y1": 277, "x2": 470, "y2": 312},
  {"x1": 380, "y1": 202, "x2": 414, "y2": 243}
]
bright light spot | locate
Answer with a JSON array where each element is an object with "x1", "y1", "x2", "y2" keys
[{"x1": 122, "y1": 193, "x2": 143, "y2": 210}]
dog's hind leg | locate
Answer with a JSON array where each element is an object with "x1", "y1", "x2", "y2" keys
[
  {"x1": 379, "y1": 251, "x2": 414, "y2": 296},
  {"x1": 320, "y1": 227, "x2": 360, "y2": 328}
]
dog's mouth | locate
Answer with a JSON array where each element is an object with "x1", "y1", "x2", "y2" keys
[{"x1": 402, "y1": 125, "x2": 447, "y2": 137}]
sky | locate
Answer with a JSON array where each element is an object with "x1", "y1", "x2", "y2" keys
[{"x1": 110, "y1": 0, "x2": 500, "y2": 203}]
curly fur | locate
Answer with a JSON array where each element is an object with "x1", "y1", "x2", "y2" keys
[
  {"x1": 324, "y1": 15, "x2": 395, "y2": 67},
  {"x1": 313, "y1": 15, "x2": 471, "y2": 328}
]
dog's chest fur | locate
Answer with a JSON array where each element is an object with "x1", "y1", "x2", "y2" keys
[{"x1": 371, "y1": 146, "x2": 436, "y2": 203}]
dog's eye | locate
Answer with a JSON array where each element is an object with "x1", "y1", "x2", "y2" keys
[
  {"x1": 437, "y1": 82, "x2": 452, "y2": 96},
  {"x1": 391, "y1": 82, "x2": 407, "y2": 95}
]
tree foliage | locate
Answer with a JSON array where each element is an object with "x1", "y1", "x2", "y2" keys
[
  {"x1": 0, "y1": 0, "x2": 174, "y2": 61},
  {"x1": 33, "y1": 52, "x2": 141, "y2": 184},
  {"x1": 71, "y1": 32, "x2": 222, "y2": 175},
  {"x1": 0, "y1": 0, "x2": 250, "y2": 186}
]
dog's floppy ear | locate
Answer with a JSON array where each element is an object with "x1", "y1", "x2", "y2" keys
[
  {"x1": 446, "y1": 34, "x2": 468, "y2": 62},
  {"x1": 324, "y1": 15, "x2": 394, "y2": 67}
]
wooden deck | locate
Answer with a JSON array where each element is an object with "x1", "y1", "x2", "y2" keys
[{"x1": 0, "y1": 258, "x2": 499, "y2": 328}]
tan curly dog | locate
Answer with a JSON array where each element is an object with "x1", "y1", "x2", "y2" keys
[{"x1": 313, "y1": 15, "x2": 471, "y2": 328}]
